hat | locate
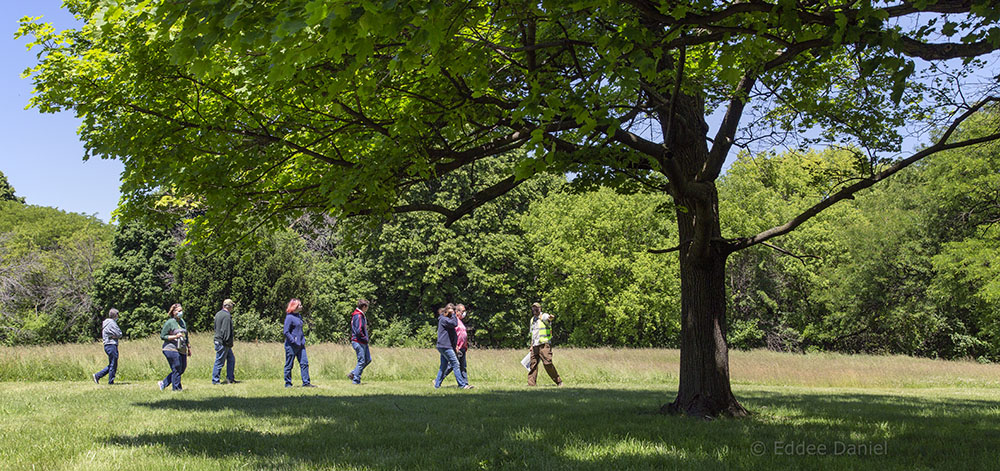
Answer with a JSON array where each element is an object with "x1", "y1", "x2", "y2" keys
[{"x1": 223, "y1": 299, "x2": 234, "y2": 308}]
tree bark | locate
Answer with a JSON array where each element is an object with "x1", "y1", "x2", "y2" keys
[{"x1": 661, "y1": 188, "x2": 748, "y2": 418}]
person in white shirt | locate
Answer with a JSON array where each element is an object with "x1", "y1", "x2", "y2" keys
[
  {"x1": 527, "y1": 302, "x2": 563, "y2": 386},
  {"x1": 92, "y1": 308, "x2": 122, "y2": 385}
]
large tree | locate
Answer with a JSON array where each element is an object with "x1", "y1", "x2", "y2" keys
[{"x1": 20, "y1": 0, "x2": 1000, "y2": 416}]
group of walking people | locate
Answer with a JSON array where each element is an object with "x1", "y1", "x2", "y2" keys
[{"x1": 91, "y1": 297, "x2": 563, "y2": 389}]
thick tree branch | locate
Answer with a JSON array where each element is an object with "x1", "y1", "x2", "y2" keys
[
  {"x1": 702, "y1": 38, "x2": 827, "y2": 181},
  {"x1": 894, "y1": 36, "x2": 999, "y2": 61},
  {"x1": 731, "y1": 97, "x2": 1000, "y2": 252}
]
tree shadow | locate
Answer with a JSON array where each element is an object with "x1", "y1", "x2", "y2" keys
[{"x1": 107, "y1": 388, "x2": 1000, "y2": 470}]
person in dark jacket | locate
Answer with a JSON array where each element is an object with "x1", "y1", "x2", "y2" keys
[
  {"x1": 283, "y1": 298, "x2": 314, "y2": 387},
  {"x1": 433, "y1": 304, "x2": 473, "y2": 389},
  {"x1": 158, "y1": 303, "x2": 191, "y2": 391},
  {"x1": 92, "y1": 308, "x2": 122, "y2": 385},
  {"x1": 347, "y1": 298, "x2": 371, "y2": 385},
  {"x1": 212, "y1": 299, "x2": 238, "y2": 384}
]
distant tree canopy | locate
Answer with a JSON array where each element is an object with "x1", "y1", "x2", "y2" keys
[
  {"x1": 0, "y1": 171, "x2": 25, "y2": 204},
  {"x1": 0, "y1": 201, "x2": 110, "y2": 344},
  {"x1": 4, "y1": 124, "x2": 1000, "y2": 362},
  {"x1": 20, "y1": 0, "x2": 1000, "y2": 416}
]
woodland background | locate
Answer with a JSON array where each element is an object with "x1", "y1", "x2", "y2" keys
[{"x1": 2, "y1": 117, "x2": 999, "y2": 361}]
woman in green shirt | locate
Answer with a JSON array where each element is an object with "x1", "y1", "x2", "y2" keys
[{"x1": 158, "y1": 303, "x2": 192, "y2": 391}]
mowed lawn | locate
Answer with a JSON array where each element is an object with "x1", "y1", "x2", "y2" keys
[{"x1": 1, "y1": 335, "x2": 998, "y2": 470}]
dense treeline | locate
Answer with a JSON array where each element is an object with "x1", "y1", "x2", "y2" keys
[{"x1": 1, "y1": 135, "x2": 999, "y2": 359}]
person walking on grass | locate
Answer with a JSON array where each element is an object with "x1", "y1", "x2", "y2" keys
[
  {"x1": 347, "y1": 298, "x2": 371, "y2": 385},
  {"x1": 434, "y1": 304, "x2": 473, "y2": 389},
  {"x1": 441, "y1": 303, "x2": 470, "y2": 384},
  {"x1": 92, "y1": 308, "x2": 122, "y2": 385},
  {"x1": 158, "y1": 303, "x2": 191, "y2": 391},
  {"x1": 212, "y1": 299, "x2": 238, "y2": 385},
  {"x1": 527, "y1": 302, "x2": 562, "y2": 387},
  {"x1": 283, "y1": 298, "x2": 315, "y2": 388}
]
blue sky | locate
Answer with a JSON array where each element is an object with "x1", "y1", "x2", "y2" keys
[{"x1": 2, "y1": 1, "x2": 123, "y2": 223}]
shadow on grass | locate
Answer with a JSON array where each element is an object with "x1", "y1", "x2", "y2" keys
[{"x1": 107, "y1": 388, "x2": 1000, "y2": 470}]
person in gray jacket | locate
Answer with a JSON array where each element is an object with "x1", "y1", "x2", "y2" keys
[
  {"x1": 212, "y1": 299, "x2": 238, "y2": 384},
  {"x1": 92, "y1": 308, "x2": 122, "y2": 385}
]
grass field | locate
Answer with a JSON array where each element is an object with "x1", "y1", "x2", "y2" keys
[{"x1": 2, "y1": 334, "x2": 999, "y2": 470}]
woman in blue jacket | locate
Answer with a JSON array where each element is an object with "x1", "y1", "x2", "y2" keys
[{"x1": 283, "y1": 298, "x2": 314, "y2": 388}]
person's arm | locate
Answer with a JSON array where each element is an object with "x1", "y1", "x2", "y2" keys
[
  {"x1": 283, "y1": 315, "x2": 293, "y2": 343},
  {"x1": 160, "y1": 320, "x2": 172, "y2": 341},
  {"x1": 358, "y1": 315, "x2": 369, "y2": 343},
  {"x1": 110, "y1": 320, "x2": 122, "y2": 339}
]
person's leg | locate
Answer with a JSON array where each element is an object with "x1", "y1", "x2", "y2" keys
[
  {"x1": 444, "y1": 348, "x2": 467, "y2": 387},
  {"x1": 174, "y1": 353, "x2": 187, "y2": 390},
  {"x1": 539, "y1": 343, "x2": 562, "y2": 385},
  {"x1": 457, "y1": 347, "x2": 468, "y2": 384},
  {"x1": 284, "y1": 343, "x2": 295, "y2": 387},
  {"x1": 107, "y1": 344, "x2": 119, "y2": 384},
  {"x1": 298, "y1": 347, "x2": 311, "y2": 385},
  {"x1": 212, "y1": 341, "x2": 225, "y2": 384},
  {"x1": 527, "y1": 346, "x2": 540, "y2": 386},
  {"x1": 225, "y1": 346, "x2": 236, "y2": 382},
  {"x1": 434, "y1": 347, "x2": 449, "y2": 388},
  {"x1": 350, "y1": 341, "x2": 365, "y2": 384},
  {"x1": 163, "y1": 351, "x2": 181, "y2": 390},
  {"x1": 442, "y1": 361, "x2": 453, "y2": 380},
  {"x1": 161, "y1": 350, "x2": 173, "y2": 386},
  {"x1": 95, "y1": 344, "x2": 113, "y2": 381}
]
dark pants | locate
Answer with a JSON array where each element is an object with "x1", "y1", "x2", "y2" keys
[
  {"x1": 284, "y1": 343, "x2": 311, "y2": 386},
  {"x1": 442, "y1": 347, "x2": 468, "y2": 383},
  {"x1": 212, "y1": 341, "x2": 235, "y2": 383},
  {"x1": 94, "y1": 344, "x2": 118, "y2": 384},
  {"x1": 528, "y1": 343, "x2": 562, "y2": 386},
  {"x1": 162, "y1": 350, "x2": 187, "y2": 391}
]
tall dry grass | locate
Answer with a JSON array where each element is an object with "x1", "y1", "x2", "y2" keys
[{"x1": 2, "y1": 333, "x2": 998, "y2": 388}]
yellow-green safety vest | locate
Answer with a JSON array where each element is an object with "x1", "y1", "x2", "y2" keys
[{"x1": 533, "y1": 316, "x2": 552, "y2": 344}]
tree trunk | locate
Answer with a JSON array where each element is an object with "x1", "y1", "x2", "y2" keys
[{"x1": 661, "y1": 190, "x2": 748, "y2": 418}]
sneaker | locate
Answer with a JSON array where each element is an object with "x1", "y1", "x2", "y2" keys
[
  {"x1": 433, "y1": 381, "x2": 439, "y2": 389},
  {"x1": 92, "y1": 373, "x2": 99, "y2": 384},
  {"x1": 228, "y1": 379, "x2": 241, "y2": 384},
  {"x1": 285, "y1": 384, "x2": 293, "y2": 388},
  {"x1": 463, "y1": 385, "x2": 475, "y2": 390},
  {"x1": 302, "y1": 384, "x2": 317, "y2": 388},
  {"x1": 157, "y1": 380, "x2": 165, "y2": 391},
  {"x1": 557, "y1": 382, "x2": 564, "y2": 387},
  {"x1": 212, "y1": 382, "x2": 221, "y2": 385},
  {"x1": 347, "y1": 372, "x2": 355, "y2": 382}
]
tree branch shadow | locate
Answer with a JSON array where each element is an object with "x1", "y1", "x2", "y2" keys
[{"x1": 106, "y1": 388, "x2": 1000, "y2": 470}]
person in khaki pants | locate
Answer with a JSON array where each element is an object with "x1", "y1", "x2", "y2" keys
[{"x1": 527, "y1": 302, "x2": 563, "y2": 386}]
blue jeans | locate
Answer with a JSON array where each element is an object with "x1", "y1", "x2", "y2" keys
[
  {"x1": 350, "y1": 341, "x2": 371, "y2": 384},
  {"x1": 94, "y1": 344, "x2": 118, "y2": 384},
  {"x1": 162, "y1": 350, "x2": 187, "y2": 390},
  {"x1": 212, "y1": 341, "x2": 235, "y2": 383},
  {"x1": 442, "y1": 347, "x2": 468, "y2": 384},
  {"x1": 284, "y1": 343, "x2": 311, "y2": 386},
  {"x1": 434, "y1": 347, "x2": 468, "y2": 388}
]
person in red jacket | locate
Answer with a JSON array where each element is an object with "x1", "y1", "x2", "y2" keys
[{"x1": 347, "y1": 298, "x2": 371, "y2": 385}]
